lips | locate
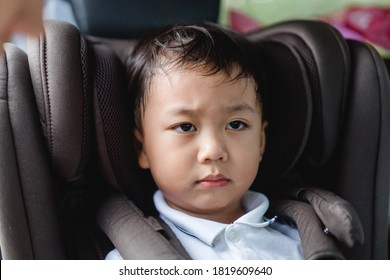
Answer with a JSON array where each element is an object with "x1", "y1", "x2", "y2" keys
[{"x1": 196, "y1": 174, "x2": 230, "y2": 188}]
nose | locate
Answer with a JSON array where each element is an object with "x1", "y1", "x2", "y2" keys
[{"x1": 197, "y1": 131, "x2": 228, "y2": 163}]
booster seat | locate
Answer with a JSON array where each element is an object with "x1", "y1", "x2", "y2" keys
[{"x1": 0, "y1": 5, "x2": 389, "y2": 259}]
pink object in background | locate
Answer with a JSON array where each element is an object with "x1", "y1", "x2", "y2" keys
[
  {"x1": 229, "y1": 10, "x2": 262, "y2": 33},
  {"x1": 344, "y1": 6, "x2": 390, "y2": 50},
  {"x1": 228, "y1": 6, "x2": 390, "y2": 52},
  {"x1": 330, "y1": 23, "x2": 365, "y2": 41}
]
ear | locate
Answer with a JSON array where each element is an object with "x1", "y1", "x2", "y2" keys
[
  {"x1": 134, "y1": 129, "x2": 150, "y2": 169},
  {"x1": 259, "y1": 120, "x2": 268, "y2": 162}
]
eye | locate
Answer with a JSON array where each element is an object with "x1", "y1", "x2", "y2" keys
[
  {"x1": 226, "y1": 120, "x2": 247, "y2": 130},
  {"x1": 174, "y1": 123, "x2": 196, "y2": 133}
]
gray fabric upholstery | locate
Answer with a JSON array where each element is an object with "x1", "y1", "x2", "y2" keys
[
  {"x1": 27, "y1": 20, "x2": 91, "y2": 182},
  {"x1": 249, "y1": 21, "x2": 390, "y2": 260},
  {"x1": 0, "y1": 44, "x2": 65, "y2": 259},
  {"x1": 288, "y1": 187, "x2": 364, "y2": 248},
  {"x1": 97, "y1": 191, "x2": 189, "y2": 259},
  {"x1": 269, "y1": 200, "x2": 345, "y2": 260},
  {"x1": 336, "y1": 40, "x2": 390, "y2": 259},
  {"x1": 248, "y1": 20, "x2": 349, "y2": 168}
]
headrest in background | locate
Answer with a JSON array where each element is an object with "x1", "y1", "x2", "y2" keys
[
  {"x1": 27, "y1": 20, "x2": 154, "y2": 207},
  {"x1": 248, "y1": 20, "x2": 350, "y2": 189},
  {"x1": 251, "y1": 40, "x2": 312, "y2": 189},
  {"x1": 91, "y1": 42, "x2": 140, "y2": 188},
  {"x1": 27, "y1": 20, "x2": 92, "y2": 182}
]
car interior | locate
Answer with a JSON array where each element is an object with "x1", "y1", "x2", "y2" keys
[{"x1": 0, "y1": 0, "x2": 389, "y2": 260}]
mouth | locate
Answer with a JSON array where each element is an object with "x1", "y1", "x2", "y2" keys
[{"x1": 195, "y1": 174, "x2": 230, "y2": 189}]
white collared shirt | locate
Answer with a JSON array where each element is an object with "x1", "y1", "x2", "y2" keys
[{"x1": 105, "y1": 190, "x2": 304, "y2": 260}]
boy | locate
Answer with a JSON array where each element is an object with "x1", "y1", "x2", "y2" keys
[{"x1": 106, "y1": 22, "x2": 303, "y2": 259}]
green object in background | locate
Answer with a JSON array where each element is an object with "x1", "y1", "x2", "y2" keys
[{"x1": 219, "y1": 0, "x2": 390, "y2": 27}]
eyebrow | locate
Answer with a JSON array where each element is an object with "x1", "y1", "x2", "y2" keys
[
  {"x1": 225, "y1": 103, "x2": 256, "y2": 115},
  {"x1": 166, "y1": 102, "x2": 257, "y2": 117}
]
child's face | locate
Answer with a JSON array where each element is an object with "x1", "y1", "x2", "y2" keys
[{"x1": 135, "y1": 67, "x2": 267, "y2": 223}]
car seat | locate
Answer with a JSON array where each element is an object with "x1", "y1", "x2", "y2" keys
[
  {"x1": 247, "y1": 22, "x2": 390, "y2": 259},
  {"x1": 1, "y1": 17, "x2": 389, "y2": 259}
]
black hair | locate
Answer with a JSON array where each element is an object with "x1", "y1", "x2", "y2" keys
[{"x1": 125, "y1": 22, "x2": 266, "y2": 131}]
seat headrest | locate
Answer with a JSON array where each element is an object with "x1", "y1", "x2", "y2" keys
[
  {"x1": 91, "y1": 38, "x2": 157, "y2": 208},
  {"x1": 248, "y1": 20, "x2": 350, "y2": 189},
  {"x1": 27, "y1": 20, "x2": 91, "y2": 182},
  {"x1": 28, "y1": 21, "x2": 154, "y2": 206},
  {"x1": 67, "y1": 0, "x2": 220, "y2": 38},
  {"x1": 251, "y1": 40, "x2": 312, "y2": 188}
]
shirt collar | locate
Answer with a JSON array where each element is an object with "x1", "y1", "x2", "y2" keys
[
  {"x1": 235, "y1": 191, "x2": 277, "y2": 227},
  {"x1": 153, "y1": 190, "x2": 274, "y2": 247}
]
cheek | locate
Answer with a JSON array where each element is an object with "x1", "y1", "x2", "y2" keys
[
  {"x1": 238, "y1": 155, "x2": 260, "y2": 183},
  {"x1": 145, "y1": 139, "x2": 194, "y2": 187},
  {"x1": 230, "y1": 135, "x2": 262, "y2": 180}
]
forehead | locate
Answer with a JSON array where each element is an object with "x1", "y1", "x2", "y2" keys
[
  {"x1": 151, "y1": 62, "x2": 258, "y2": 94},
  {"x1": 145, "y1": 67, "x2": 261, "y2": 114}
]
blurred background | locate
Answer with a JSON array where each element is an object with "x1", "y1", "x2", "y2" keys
[
  {"x1": 10, "y1": 0, "x2": 390, "y2": 66},
  {"x1": 220, "y1": 0, "x2": 390, "y2": 56}
]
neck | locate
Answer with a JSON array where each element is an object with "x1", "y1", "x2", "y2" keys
[
  {"x1": 206, "y1": 206, "x2": 246, "y2": 224},
  {"x1": 168, "y1": 201, "x2": 246, "y2": 224}
]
